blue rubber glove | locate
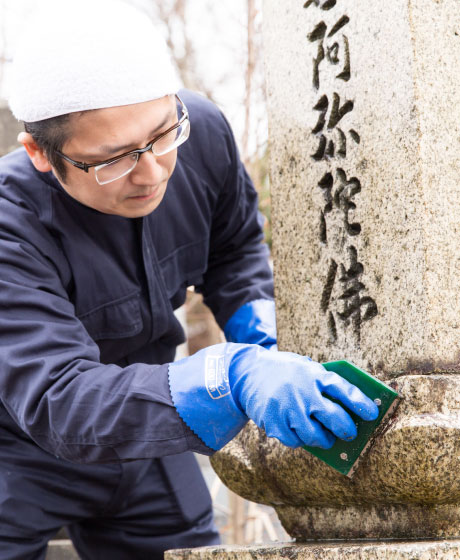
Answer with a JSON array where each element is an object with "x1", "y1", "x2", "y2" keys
[
  {"x1": 224, "y1": 299, "x2": 277, "y2": 350},
  {"x1": 168, "y1": 343, "x2": 379, "y2": 451}
]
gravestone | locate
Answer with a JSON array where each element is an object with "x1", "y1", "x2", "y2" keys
[
  {"x1": 166, "y1": 0, "x2": 460, "y2": 557},
  {"x1": 0, "y1": 100, "x2": 21, "y2": 156}
]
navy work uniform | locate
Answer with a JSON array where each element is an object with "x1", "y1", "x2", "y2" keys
[{"x1": 0, "y1": 90, "x2": 273, "y2": 559}]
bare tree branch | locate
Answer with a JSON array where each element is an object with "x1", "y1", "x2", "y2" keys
[
  {"x1": 151, "y1": 0, "x2": 216, "y2": 102},
  {"x1": 242, "y1": 0, "x2": 256, "y2": 166}
]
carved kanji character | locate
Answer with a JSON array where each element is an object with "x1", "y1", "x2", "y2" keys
[
  {"x1": 307, "y1": 15, "x2": 350, "y2": 89},
  {"x1": 334, "y1": 169, "x2": 361, "y2": 237},
  {"x1": 337, "y1": 246, "x2": 378, "y2": 341},
  {"x1": 311, "y1": 93, "x2": 360, "y2": 160},
  {"x1": 316, "y1": 169, "x2": 360, "y2": 244}
]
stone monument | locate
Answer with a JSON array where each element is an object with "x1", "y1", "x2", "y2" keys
[{"x1": 167, "y1": 0, "x2": 460, "y2": 558}]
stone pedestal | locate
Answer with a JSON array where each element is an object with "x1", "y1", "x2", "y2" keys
[
  {"x1": 209, "y1": 374, "x2": 460, "y2": 541},
  {"x1": 171, "y1": 0, "x2": 460, "y2": 557}
]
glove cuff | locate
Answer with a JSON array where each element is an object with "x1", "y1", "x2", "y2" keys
[
  {"x1": 168, "y1": 343, "x2": 250, "y2": 451},
  {"x1": 224, "y1": 299, "x2": 277, "y2": 349}
]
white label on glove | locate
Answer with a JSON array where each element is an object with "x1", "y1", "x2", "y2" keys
[{"x1": 205, "y1": 355, "x2": 230, "y2": 399}]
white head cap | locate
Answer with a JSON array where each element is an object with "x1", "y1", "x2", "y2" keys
[{"x1": 8, "y1": 0, "x2": 181, "y2": 122}]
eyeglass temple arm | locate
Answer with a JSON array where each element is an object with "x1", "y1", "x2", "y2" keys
[{"x1": 57, "y1": 152, "x2": 90, "y2": 172}]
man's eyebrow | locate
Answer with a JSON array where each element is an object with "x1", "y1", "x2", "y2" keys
[{"x1": 92, "y1": 109, "x2": 176, "y2": 158}]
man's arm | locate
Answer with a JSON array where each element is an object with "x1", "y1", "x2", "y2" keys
[
  {"x1": 195, "y1": 108, "x2": 274, "y2": 330},
  {"x1": 0, "y1": 201, "x2": 377, "y2": 462},
  {"x1": 0, "y1": 197, "x2": 212, "y2": 463}
]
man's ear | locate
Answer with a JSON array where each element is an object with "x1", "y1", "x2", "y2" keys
[{"x1": 17, "y1": 132, "x2": 52, "y2": 173}]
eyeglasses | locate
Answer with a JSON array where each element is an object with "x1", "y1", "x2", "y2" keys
[{"x1": 55, "y1": 94, "x2": 190, "y2": 185}]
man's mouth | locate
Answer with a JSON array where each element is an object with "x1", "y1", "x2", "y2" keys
[{"x1": 128, "y1": 182, "x2": 164, "y2": 200}]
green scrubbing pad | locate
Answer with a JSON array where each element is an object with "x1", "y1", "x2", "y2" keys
[{"x1": 303, "y1": 360, "x2": 400, "y2": 478}]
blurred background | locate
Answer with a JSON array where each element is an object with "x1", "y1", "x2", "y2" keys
[{"x1": 0, "y1": 0, "x2": 286, "y2": 547}]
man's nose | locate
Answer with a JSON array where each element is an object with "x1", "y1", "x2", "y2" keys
[{"x1": 130, "y1": 150, "x2": 164, "y2": 184}]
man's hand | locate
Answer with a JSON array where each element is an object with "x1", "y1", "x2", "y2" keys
[
  {"x1": 169, "y1": 343, "x2": 379, "y2": 451},
  {"x1": 224, "y1": 299, "x2": 277, "y2": 350},
  {"x1": 229, "y1": 345, "x2": 379, "y2": 449}
]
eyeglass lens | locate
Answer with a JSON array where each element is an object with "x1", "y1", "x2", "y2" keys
[{"x1": 95, "y1": 116, "x2": 190, "y2": 186}]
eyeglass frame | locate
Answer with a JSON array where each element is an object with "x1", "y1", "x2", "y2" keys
[{"x1": 55, "y1": 94, "x2": 189, "y2": 177}]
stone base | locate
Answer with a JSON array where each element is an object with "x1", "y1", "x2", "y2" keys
[
  {"x1": 166, "y1": 541, "x2": 460, "y2": 560},
  {"x1": 275, "y1": 504, "x2": 460, "y2": 540}
]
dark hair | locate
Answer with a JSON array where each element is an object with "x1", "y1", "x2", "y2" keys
[{"x1": 24, "y1": 114, "x2": 72, "y2": 182}]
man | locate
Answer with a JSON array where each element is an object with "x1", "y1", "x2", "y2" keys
[{"x1": 0, "y1": 1, "x2": 378, "y2": 558}]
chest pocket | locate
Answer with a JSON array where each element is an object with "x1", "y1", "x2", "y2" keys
[
  {"x1": 159, "y1": 240, "x2": 208, "y2": 304},
  {"x1": 77, "y1": 293, "x2": 143, "y2": 341}
]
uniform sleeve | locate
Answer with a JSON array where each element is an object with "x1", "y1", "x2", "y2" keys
[
  {"x1": 197, "y1": 111, "x2": 274, "y2": 328},
  {"x1": 0, "y1": 198, "x2": 213, "y2": 463}
]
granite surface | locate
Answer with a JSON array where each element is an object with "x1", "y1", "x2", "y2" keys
[
  {"x1": 166, "y1": 541, "x2": 460, "y2": 560},
  {"x1": 211, "y1": 373, "x2": 460, "y2": 539},
  {"x1": 262, "y1": 0, "x2": 460, "y2": 375}
]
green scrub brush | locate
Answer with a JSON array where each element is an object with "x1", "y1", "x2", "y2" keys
[{"x1": 303, "y1": 360, "x2": 400, "y2": 478}]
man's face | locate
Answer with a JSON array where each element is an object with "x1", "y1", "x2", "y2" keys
[{"x1": 55, "y1": 95, "x2": 178, "y2": 218}]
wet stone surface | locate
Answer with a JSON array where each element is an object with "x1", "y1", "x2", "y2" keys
[{"x1": 211, "y1": 374, "x2": 460, "y2": 539}]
